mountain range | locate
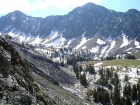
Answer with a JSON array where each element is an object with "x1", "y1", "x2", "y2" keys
[
  {"x1": 0, "y1": 2, "x2": 140, "y2": 58},
  {"x1": 1, "y1": 2, "x2": 140, "y2": 105}
]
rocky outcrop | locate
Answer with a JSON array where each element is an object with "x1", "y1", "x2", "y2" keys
[{"x1": 0, "y1": 37, "x2": 55, "y2": 105}]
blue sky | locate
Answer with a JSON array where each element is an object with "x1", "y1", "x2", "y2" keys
[{"x1": 0, "y1": 0, "x2": 140, "y2": 18}]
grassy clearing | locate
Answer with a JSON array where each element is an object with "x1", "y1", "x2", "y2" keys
[
  {"x1": 84, "y1": 59, "x2": 140, "y2": 68},
  {"x1": 102, "y1": 59, "x2": 140, "y2": 67}
]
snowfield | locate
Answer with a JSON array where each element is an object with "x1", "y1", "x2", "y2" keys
[
  {"x1": 105, "y1": 40, "x2": 116, "y2": 57},
  {"x1": 101, "y1": 45, "x2": 109, "y2": 55},
  {"x1": 135, "y1": 40, "x2": 140, "y2": 48},
  {"x1": 2, "y1": 31, "x2": 140, "y2": 60},
  {"x1": 97, "y1": 39, "x2": 105, "y2": 45},
  {"x1": 90, "y1": 46, "x2": 99, "y2": 53},
  {"x1": 76, "y1": 37, "x2": 87, "y2": 49},
  {"x1": 120, "y1": 35, "x2": 130, "y2": 48}
]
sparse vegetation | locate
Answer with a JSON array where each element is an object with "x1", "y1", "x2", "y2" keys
[{"x1": 84, "y1": 59, "x2": 140, "y2": 67}]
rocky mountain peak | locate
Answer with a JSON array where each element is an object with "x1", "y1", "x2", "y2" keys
[{"x1": 127, "y1": 9, "x2": 140, "y2": 13}]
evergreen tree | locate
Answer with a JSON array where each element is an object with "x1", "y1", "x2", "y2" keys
[
  {"x1": 79, "y1": 65, "x2": 83, "y2": 72},
  {"x1": 132, "y1": 84, "x2": 137, "y2": 101},
  {"x1": 125, "y1": 96, "x2": 132, "y2": 105},
  {"x1": 101, "y1": 57, "x2": 104, "y2": 61},
  {"x1": 123, "y1": 84, "x2": 128, "y2": 97},
  {"x1": 118, "y1": 55, "x2": 121, "y2": 59},
  {"x1": 106, "y1": 68, "x2": 113, "y2": 78},
  {"x1": 93, "y1": 89, "x2": 98, "y2": 102},
  {"x1": 89, "y1": 64, "x2": 95, "y2": 74},
  {"x1": 93, "y1": 87, "x2": 110, "y2": 105},
  {"x1": 60, "y1": 61, "x2": 65, "y2": 67},
  {"x1": 128, "y1": 83, "x2": 132, "y2": 96},
  {"x1": 137, "y1": 83, "x2": 140, "y2": 99},
  {"x1": 75, "y1": 70, "x2": 80, "y2": 79},
  {"x1": 112, "y1": 82, "x2": 121, "y2": 105},
  {"x1": 80, "y1": 73, "x2": 88, "y2": 87},
  {"x1": 136, "y1": 98, "x2": 140, "y2": 105},
  {"x1": 86, "y1": 65, "x2": 89, "y2": 72},
  {"x1": 124, "y1": 74, "x2": 129, "y2": 82}
]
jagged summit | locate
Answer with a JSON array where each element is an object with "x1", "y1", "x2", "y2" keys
[{"x1": 126, "y1": 9, "x2": 140, "y2": 13}]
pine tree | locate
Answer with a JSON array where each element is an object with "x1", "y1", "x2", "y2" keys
[
  {"x1": 114, "y1": 72, "x2": 119, "y2": 85},
  {"x1": 93, "y1": 89, "x2": 98, "y2": 102},
  {"x1": 80, "y1": 73, "x2": 88, "y2": 87},
  {"x1": 112, "y1": 82, "x2": 121, "y2": 105},
  {"x1": 136, "y1": 98, "x2": 140, "y2": 105},
  {"x1": 125, "y1": 96, "x2": 132, "y2": 105},
  {"x1": 89, "y1": 64, "x2": 95, "y2": 74},
  {"x1": 123, "y1": 84, "x2": 128, "y2": 97},
  {"x1": 137, "y1": 83, "x2": 140, "y2": 99},
  {"x1": 75, "y1": 70, "x2": 80, "y2": 79},
  {"x1": 124, "y1": 74, "x2": 129, "y2": 82},
  {"x1": 132, "y1": 84, "x2": 137, "y2": 101},
  {"x1": 86, "y1": 65, "x2": 89, "y2": 72},
  {"x1": 127, "y1": 83, "x2": 131, "y2": 96},
  {"x1": 79, "y1": 65, "x2": 83, "y2": 72}
]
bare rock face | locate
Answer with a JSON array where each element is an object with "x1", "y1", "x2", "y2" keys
[{"x1": 0, "y1": 37, "x2": 55, "y2": 105}]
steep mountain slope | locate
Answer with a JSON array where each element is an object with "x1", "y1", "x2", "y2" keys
[
  {"x1": 0, "y1": 36, "x2": 55, "y2": 105},
  {"x1": 0, "y1": 2, "x2": 140, "y2": 58},
  {"x1": 12, "y1": 41, "x2": 76, "y2": 86},
  {"x1": 0, "y1": 36, "x2": 94, "y2": 105}
]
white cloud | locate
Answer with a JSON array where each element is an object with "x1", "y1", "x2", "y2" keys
[
  {"x1": 50, "y1": 0, "x2": 102, "y2": 10},
  {"x1": 0, "y1": 0, "x2": 102, "y2": 14},
  {"x1": 0, "y1": 0, "x2": 36, "y2": 14}
]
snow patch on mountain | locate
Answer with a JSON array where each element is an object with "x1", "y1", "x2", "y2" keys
[
  {"x1": 49, "y1": 31, "x2": 59, "y2": 40},
  {"x1": 18, "y1": 35, "x2": 26, "y2": 43},
  {"x1": 67, "y1": 40, "x2": 72, "y2": 46},
  {"x1": 101, "y1": 45, "x2": 109, "y2": 55},
  {"x1": 105, "y1": 41, "x2": 116, "y2": 57},
  {"x1": 59, "y1": 34, "x2": 66, "y2": 46},
  {"x1": 53, "y1": 34, "x2": 66, "y2": 46},
  {"x1": 8, "y1": 32, "x2": 18, "y2": 37},
  {"x1": 29, "y1": 36, "x2": 41, "y2": 45},
  {"x1": 60, "y1": 38, "x2": 66, "y2": 46},
  {"x1": 82, "y1": 46, "x2": 86, "y2": 49},
  {"x1": 76, "y1": 37, "x2": 87, "y2": 49},
  {"x1": 45, "y1": 42, "x2": 54, "y2": 47},
  {"x1": 125, "y1": 47, "x2": 133, "y2": 51},
  {"x1": 120, "y1": 35, "x2": 129, "y2": 48},
  {"x1": 135, "y1": 40, "x2": 140, "y2": 48},
  {"x1": 97, "y1": 39, "x2": 105, "y2": 45},
  {"x1": 54, "y1": 37, "x2": 61, "y2": 46},
  {"x1": 41, "y1": 30, "x2": 59, "y2": 44},
  {"x1": 25, "y1": 36, "x2": 31, "y2": 42},
  {"x1": 90, "y1": 46, "x2": 99, "y2": 53},
  {"x1": 11, "y1": 14, "x2": 16, "y2": 21}
]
